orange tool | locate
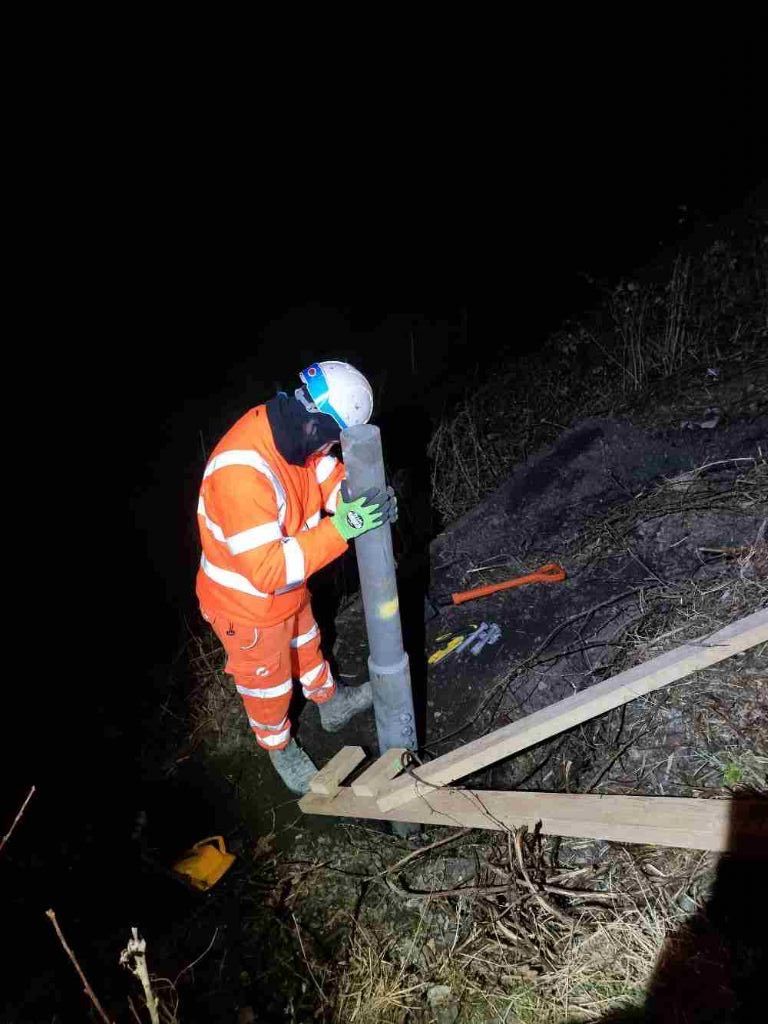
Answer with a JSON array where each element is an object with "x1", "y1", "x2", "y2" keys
[{"x1": 445, "y1": 563, "x2": 566, "y2": 606}]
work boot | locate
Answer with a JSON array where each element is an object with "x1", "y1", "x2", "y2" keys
[
  {"x1": 269, "y1": 739, "x2": 317, "y2": 796},
  {"x1": 318, "y1": 682, "x2": 373, "y2": 733}
]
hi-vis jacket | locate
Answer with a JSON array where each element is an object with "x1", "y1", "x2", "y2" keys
[{"x1": 196, "y1": 405, "x2": 347, "y2": 626}]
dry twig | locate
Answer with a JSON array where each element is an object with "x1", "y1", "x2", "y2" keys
[
  {"x1": 366, "y1": 827, "x2": 473, "y2": 881},
  {"x1": 1, "y1": 785, "x2": 36, "y2": 856},
  {"x1": 45, "y1": 909, "x2": 114, "y2": 1024},
  {"x1": 291, "y1": 912, "x2": 327, "y2": 1005},
  {"x1": 120, "y1": 928, "x2": 161, "y2": 1024}
]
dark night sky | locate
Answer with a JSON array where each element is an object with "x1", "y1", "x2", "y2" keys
[{"x1": 122, "y1": 66, "x2": 764, "y2": 397}]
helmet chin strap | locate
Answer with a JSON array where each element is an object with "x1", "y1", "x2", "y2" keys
[{"x1": 294, "y1": 386, "x2": 317, "y2": 414}]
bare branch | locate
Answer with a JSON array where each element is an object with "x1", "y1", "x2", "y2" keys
[
  {"x1": 1, "y1": 785, "x2": 36, "y2": 856},
  {"x1": 45, "y1": 909, "x2": 114, "y2": 1024},
  {"x1": 120, "y1": 928, "x2": 161, "y2": 1024}
]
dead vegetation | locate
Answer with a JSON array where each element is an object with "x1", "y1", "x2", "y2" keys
[
  {"x1": 571, "y1": 454, "x2": 768, "y2": 571},
  {"x1": 553, "y1": 459, "x2": 767, "y2": 803},
  {"x1": 45, "y1": 910, "x2": 182, "y2": 1024},
  {"x1": 181, "y1": 623, "x2": 241, "y2": 756},
  {"x1": 429, "y1": 231, "x2": 767, "y2": 522},
  {"x1": 269, "y1": 819, "x2": 726, "y2": 1023}
]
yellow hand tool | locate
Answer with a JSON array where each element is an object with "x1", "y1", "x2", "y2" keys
[{"x1": 428, "y1": 624, "x2": 481, "y2": 665}]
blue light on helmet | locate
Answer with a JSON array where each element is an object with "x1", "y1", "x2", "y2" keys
[{"x1": 299, "y1": 363, "x2": 348, "y2": 429}]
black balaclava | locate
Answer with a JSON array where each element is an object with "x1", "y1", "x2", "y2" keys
[{"x1": 266, "y1": 393, "x2": 341, "y2": 466}]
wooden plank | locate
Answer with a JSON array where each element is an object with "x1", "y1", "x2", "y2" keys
[
  {"x1": 308, "y1": 746, "x2": 366, "y2": 797},
  {"x1": 351, "y1": 748, "x2": 409, "y2": 797},
  {"x1": 378, "y1": 609, "x2": 768, "y2": 812},
  {"x1": 300, "y1": 788, "x2": 768, "y2": 853}
]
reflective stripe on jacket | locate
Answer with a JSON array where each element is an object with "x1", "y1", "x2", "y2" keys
[{"x1": 196, "y1": 405, "x2": 347, "y2": 625}]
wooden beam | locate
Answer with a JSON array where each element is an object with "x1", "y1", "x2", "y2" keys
[
  {"x1": 308, "y1": 746, "x2": 366, "y2": 797},
  {"x1": 377, "y1": 610, "x2": 768, "y2": 812},
  {"x1": 300, "y1": 788, "x2": 768, "y2": 853},
  {"x1": 351, "y1": 748, "x2": 409, "y2": 797}
]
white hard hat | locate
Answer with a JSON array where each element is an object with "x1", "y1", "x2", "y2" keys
[{"x1": 298, "y1": 360, "x2": 373, "y2": 429}]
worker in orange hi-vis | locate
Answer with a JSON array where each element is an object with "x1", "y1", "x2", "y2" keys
[{"x1": 196, "y1": 361, "x2": 397, "y2": 795}]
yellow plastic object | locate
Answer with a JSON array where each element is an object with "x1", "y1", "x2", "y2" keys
[
  {"x1": 172, "y1": 835, "x2": 235, "y2": 891},
  {"x1": 428, "y1": 635, "x2": 467, "y2": 665}
]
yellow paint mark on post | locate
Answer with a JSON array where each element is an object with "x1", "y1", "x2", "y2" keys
[{"x1": 378, "y1": 597, "x2": 399, "y2": 619}]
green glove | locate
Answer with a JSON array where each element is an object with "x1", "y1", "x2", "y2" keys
[{"x1": 331, "y1": 484, "x2": 387, "y2": 541}]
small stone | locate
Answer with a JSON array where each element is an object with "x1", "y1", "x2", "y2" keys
[
  {"x1": 676, "y1": 893, "x2": 697, "y2": 914},
  {"x1": 427, "y1": 985, "x2": 459, "y2": 1024}
]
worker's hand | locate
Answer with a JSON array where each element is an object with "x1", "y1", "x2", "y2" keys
[
  {"x1": 353, "y1": 484, "x2": 398, "y2": 523},
  {"x1": 357, "y1": 484, "x2": 398, "y2": 523},
  {"x1": 331, "y1": 483, "x2": 391, "y2": 541},
  {"x1": 379, "y1": 485, "x2": 398, "y2": 524}
]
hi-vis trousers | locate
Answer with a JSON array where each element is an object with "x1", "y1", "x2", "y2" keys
[{"x1": 200, "y1": 600, "x2": 335, "y2": 751}]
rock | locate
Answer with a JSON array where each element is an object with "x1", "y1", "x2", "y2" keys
[
  {"x1": 699, "y1": 407, "x2": 721, "y2": 429},
  {"x1": 427, "y1": 983, "x2": 459, "y2": 1024},
  {"x1": 676, "y1": 893, "x2": 697, "y2": 914}
]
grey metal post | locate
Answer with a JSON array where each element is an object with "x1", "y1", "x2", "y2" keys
[{"x1": 340, "y1": 424, "x2": 418, "y2": 759}]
